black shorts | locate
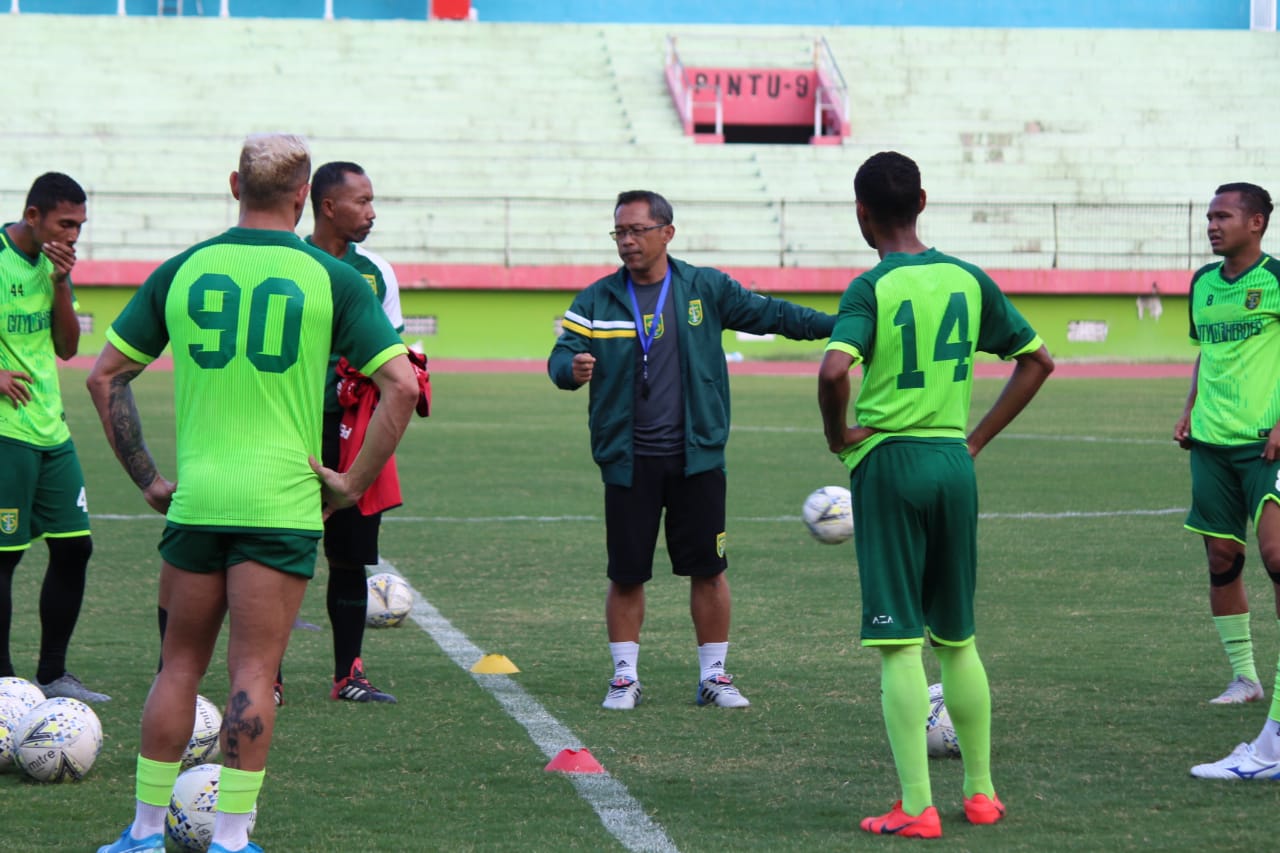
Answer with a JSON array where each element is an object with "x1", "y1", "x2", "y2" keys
[
  {"x1": 322, "y1": 409, "x2": 382, "y2": 566},
  {"x1": 604, "y1": 454, "x2": 728, "y2": 584}
]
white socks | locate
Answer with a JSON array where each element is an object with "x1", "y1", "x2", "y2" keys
[
  {"x1": 131, "y1": 802, "x2": 167, "y2": 839},
  {"x1": 698, "y1": 642, "x2": 728, "y2": 682},
  {"x1": 610, "y1": 641, "x2": 639, "y2": 681}
]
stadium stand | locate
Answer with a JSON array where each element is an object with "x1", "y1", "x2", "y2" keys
[{"x1": 0, "y1": 16, "x2": 1275, "y2": 271}]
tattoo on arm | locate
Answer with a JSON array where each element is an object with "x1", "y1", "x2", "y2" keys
[
  {"x1": 220, "y1": 690, "x2": 266, "y2": 767},
  {"x1": 107, "y1": 370, "x2": 159, "y2": 490}
]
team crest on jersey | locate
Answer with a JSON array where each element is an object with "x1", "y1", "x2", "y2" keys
[
  {"x1": 362, "y1": 273, "x2": 378, "y2": 296},
  {"x1": 688, "y1": 299, "x2": 704, "y2": 326},
  {"x1": 1245, "y1": 289, "x2": 1262, "y2": 310},
  {"x1": 716, "y1": 531, "x2": 726, "y2": 557},
  {"x1": 643, "y1": 313, "x2": 664, "y2": 339},
  {"x1": 0, "y1": 509, "x2": 17, "y2": 536}
]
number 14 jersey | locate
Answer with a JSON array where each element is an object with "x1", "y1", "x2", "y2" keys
[{"x1": 826, "y1": 248, "x2": 1043, "y2": 471}]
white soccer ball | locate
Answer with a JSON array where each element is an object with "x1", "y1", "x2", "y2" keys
[
  {"x1": 801, "y1": 486, "x2": 853, "y2": 544},
  {"x1": 926, "y1": 683, "x2": 961, "y2": 758},
  {"x1": 366, "y1": 572, "x2": 414, "y2": 628},
  {"x1": 0, "y1": 676, "x2": 46, "y2": 715},
  {"x1": 167, "y1": 763, "x2": 258, "y2": 852},
  {"x1": 0, "y1": 696, "x2": 26, "y2": 770},
  {"x1": 181, "y1": 694, "x2": 222, "y2": 770},
  {"x1": 13, "y1": 697, "x2": 103, "y2": 782}
]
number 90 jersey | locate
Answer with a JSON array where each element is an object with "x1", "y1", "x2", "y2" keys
[
  {"x1": 825, "y1": 248, "x2": 1042, "y2": 469},
  {"x1": 106, "y1": 227, "x2": 406, "y2": 533}
]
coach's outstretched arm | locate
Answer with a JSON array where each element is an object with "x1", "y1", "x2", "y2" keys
[
  {"x1": 85, "y1": 342, "x2": 176, "y2": 515},
  {"x1": 966, "y1": 345, "x2": 1055, "y2": 458},
  {"x1": 310, "y1": 353, "x2": 417, "y2": 516}
]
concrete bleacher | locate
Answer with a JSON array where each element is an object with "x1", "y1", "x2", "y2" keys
[{"x1": 0, "y1": 15, "x2": 1274, "y2": 271}]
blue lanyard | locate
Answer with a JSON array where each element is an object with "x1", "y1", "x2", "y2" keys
[{"x1": 626, "y1": 268, "x2": 672, "y2": 400}]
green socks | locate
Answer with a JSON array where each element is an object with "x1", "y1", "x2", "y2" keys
[
  {"x1": 1214, "y1": 613, "x2": 1259, "y2": 682},
  {"x1": 879, "y1": 644, "x2": 931, "y2": 815},
  {"x1": 935, "y1": 640, "x2": 994, "y2": 799},
  {"x1": 136, "y1": 755, "x2": 182, "y2": 807}
]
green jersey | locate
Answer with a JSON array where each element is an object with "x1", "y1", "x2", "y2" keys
[
  {"x1": 106, "y1": 227, "x2": 407, "y2": 534},
  {"x1": 0, "y1": 224, "x2": 72, "y2": 448},
  {"x1": 826, "y1": 248, "x2": 1042, "y2": 471},
  {"x1": 304, "y1": 237, "x2": 405, "y2": 412},
  {"x1": 1187, "y1": 254, "x2": 1280, "y2": 446}
]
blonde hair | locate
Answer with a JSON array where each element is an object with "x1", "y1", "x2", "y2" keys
[{"x1": 237, "y1": 133, "x2": 311, "y2": 208}]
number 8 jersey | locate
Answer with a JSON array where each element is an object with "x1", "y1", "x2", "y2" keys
[
  {"x1": 106, "y1": 227, "x2": 406, "y2": 532},
  {"x1": 825, "y1": 248, "x2": 1043, "y2": 472}
]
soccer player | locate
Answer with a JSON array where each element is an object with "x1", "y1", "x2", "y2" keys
[
  {"x1": 88, "y1": 133, "x2": 417, "y2": 853},
  {"x1": 0, "y1": 171, "x2": 110, "y2": 704},
  {"x1": 548, "y1": 189, "x2": 835, "y2": 711},
  {"x1": 1177, "y1": 183, "x2": 1280, "y2": 779},
  {"x1": 817, "y1": 151, "x2": 1053, "y2": 837},
  {"x1": 295, "y1": 160, "x2": 406, "y2": 704},
  {"x1": 1174, "y1": 183, "x2": 1280, "y2": 709}
]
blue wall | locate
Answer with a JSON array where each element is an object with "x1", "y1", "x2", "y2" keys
[{"x1": 12, "y1": 0, "x2": 1252, "y2": 27}]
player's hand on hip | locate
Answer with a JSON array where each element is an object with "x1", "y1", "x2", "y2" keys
[
  {"x1": 310, "y1": 455, "x2": 358, "y2": 520},
  {"x1": 832, "y1": 424, "x2": 879, "y2": 455},
  {"x1": 142, "y1": 477, "x2": 176, "y2": 515},
  {"x1": 0, "y1": 370, "x2": 33, "y2": 407},
  {"x1": 572, "y1": 353, "x2": 596, "y2": 385}
]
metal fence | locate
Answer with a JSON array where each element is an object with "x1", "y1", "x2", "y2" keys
[{"x1": 4, "y1": 190, "x2": 1210, "y2": 271}]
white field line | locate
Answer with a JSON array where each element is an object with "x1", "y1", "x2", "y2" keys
[{"x1": 375, "y1": 558, "x2": 680, "y2": 853}]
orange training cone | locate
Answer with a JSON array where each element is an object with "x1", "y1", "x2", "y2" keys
[{"x1": 545, "y1": 748, "x2": 605, "y2": 774}]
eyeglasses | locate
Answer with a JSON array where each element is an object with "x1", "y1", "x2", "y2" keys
[{"x1": 609, "y1": 224, "x2": 667, "y2": 241}]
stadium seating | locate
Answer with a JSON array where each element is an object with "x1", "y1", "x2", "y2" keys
[{"x1": 1, "y1": 16, "x2": 1274, "y2": 269}]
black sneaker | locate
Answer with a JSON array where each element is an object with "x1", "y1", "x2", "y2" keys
[{"x1": 330, "y1": 658, "x2": 397, "y2": 703}]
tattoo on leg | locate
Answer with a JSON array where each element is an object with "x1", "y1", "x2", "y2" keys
[{"x1": 221, "y1": 690, "x2": 266, "y2": 766}]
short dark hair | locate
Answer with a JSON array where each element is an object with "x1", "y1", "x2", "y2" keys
[
  {"x1": 854, "y1": 152, "x2": 921, "y2": 227},
  {"x1": 311, "y1": 161, "x2": 366, "y2": 211},
  {"x1": 615, "y1": 190, "x2": 673, "y2": 225},
  {"x1": 1215, "y1": 181, "x2": 1273, "y2": 235},
  {"x1": 25, "y1": 172, "x2": 86, "y2": 214}
]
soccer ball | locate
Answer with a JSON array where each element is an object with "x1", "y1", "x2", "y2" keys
[
  {"x1": 167, "y1": 763, "x2": 258, "y2": 852},
  {"x1": 181, "y1": 694, "x2": 222, "y2": 770},
  {"x1": 13, "y1": 697, "x2": 103, "y2": 782},
  {"x1": 801, "y1": 486, "x2": 853, "y2": 544},
  {"x1": 366, "y1": 572, "x2": 414, "y2": 628},
  {"x1": 925, "y1": 683, "x2": 961, "y2": 758},
  {"x1": 0, "y1": 676, "x2": 45, "y2": 714},
  {"x1": 0, "y1": 696, "x2": 26, "y2": 770}
]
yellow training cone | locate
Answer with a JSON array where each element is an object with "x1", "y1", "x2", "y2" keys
[{"x1": 471, "y1": 654, "x2": 520, "y2": 674}]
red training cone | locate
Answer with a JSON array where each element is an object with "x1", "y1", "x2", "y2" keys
[{"x1": 544, "y1": 748, "x2": 605, "y2": 774}]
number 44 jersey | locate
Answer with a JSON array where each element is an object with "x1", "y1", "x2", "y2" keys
[
  {"x1": 825, "y1": 248, "x2": 1044, "y2": 472},
  {"x1": 106, "y1": 227, "x2": 406, "y2": 532}
]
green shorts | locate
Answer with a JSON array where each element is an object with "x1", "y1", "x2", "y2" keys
[
  {"x1": 159, "y1": 525, "x2": 320, "y2": 579},
  {"x1": 1185, "y1": 441, "x2": 1280, "y2": 544},
  {"x1": 851, "y1": 438, "x2": 978, "y2": 646},
  {"x1": 0, "y1": 438, "x2": 91, "y2": 551}
]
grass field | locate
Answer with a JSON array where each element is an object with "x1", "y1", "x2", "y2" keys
[{"x1": 4, "y1": 366, "x2": 1280, "y2": 851}]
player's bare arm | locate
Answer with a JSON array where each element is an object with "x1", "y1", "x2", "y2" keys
[
  {"x1": 86, "y1": 342, "x2": 176, "y2": 514},
  {"x1": 1264, "y1": 420, "x2": 1280, "y2": 463},
  {"x1": 48, "y1": 256, "x2": 81, "y2": 359},
  {"x1": 312, "y1": 353, "x2": 417, "y2": 517},
  {"x1": 967, "y1": 344, "x2": 1055, "y2": 458},
  {"x1": 0, "y1": 370, "x2": 33, "y2": 407},
  {"x1": 1174, "y1": 354, "x2": 1200, "y2": 450}
]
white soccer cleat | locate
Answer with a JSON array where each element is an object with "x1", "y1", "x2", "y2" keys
[
  {"x1": 1191, "y1": 742, "x2": 1280, "y2": 780},
  {"x1": 696, "y1": 674, "x2": 750, "y2": 708},
  {"x1": 602, "y1": 677, "x2": 642, "y2": 710},
  {"x1": 1209, "y1": 675, "x2": 1264, "y2": 705}
]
